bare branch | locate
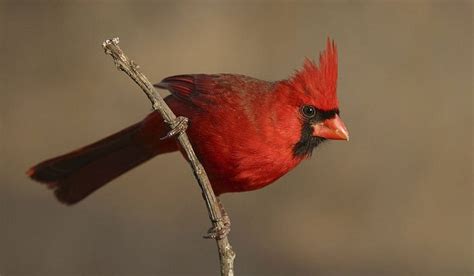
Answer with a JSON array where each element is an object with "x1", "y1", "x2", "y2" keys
[{"x1": 102, "y1": 37, "x2": 235, "y2": 276}]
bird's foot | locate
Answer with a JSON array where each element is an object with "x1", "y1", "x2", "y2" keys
[
  {"x1": 203, "y1": 215, "x2": 231, "y2": 240},
  {"x1": 161, "y1": 116, "x2": 189, "y2": 140}
]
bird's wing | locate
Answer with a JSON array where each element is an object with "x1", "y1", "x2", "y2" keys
[
  {"x1": 154, "y1": 74, "x2": 221, "y2": 103},
  {"x1": 154, "y1": 74, "x2": 272, "y2": 104}
]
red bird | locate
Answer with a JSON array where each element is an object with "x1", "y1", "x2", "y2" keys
[{"x1": 28, "y1": 39, "x2": 349, "y2": 204}]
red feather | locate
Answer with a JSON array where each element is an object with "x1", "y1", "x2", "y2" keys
[{"x1": 289, "y1": 38, "x2": 338, "y2": 110}]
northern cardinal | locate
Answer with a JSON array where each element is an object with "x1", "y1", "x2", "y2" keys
[{"x1": 27, "y1": 39, "x2": 349, "y2": 205}]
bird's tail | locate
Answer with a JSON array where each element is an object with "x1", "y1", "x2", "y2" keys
[{"x1": 27, "y1": 112, "x2": 177, "y2": 204}]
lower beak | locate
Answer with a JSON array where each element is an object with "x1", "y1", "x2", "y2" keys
[{"x1": 312, "y1": 114, "x2": 350, "y2": 141}]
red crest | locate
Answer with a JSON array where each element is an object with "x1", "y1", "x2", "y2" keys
[{"x1": 290, "y1": 38, "x2": 338, "y2": 110}]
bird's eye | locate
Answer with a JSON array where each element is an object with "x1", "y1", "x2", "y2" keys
[{"x1": 301, "y1": 105, "x2": 316, "y2": 119}]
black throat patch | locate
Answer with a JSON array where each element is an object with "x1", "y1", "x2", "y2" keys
[{"x1": 292, "y1": 108, "x2": 339, "y2": 158}]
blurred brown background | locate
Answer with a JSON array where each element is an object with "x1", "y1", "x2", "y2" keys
[{"x1": 0, "y1": 1, "x2": 472, "y2": 275}]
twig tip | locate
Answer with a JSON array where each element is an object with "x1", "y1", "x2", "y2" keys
[{"x1": 102, "y1": 37, "x2": 120, "y2": 52}]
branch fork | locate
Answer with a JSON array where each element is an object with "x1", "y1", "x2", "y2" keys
[
  {"x1": 102, "y1": 38, "x2": 235, "y2": 276},
  {"x1": 160, "y1": 116, "x2": 189, "y2": 140}
]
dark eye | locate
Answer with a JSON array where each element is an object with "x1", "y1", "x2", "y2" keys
[{"x1": 301, "y1": 105, "x2": 316, "y2": 119}]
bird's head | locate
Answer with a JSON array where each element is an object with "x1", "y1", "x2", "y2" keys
[{"x1": 276, "y1": 38, "x2": 349, "y2": 158}]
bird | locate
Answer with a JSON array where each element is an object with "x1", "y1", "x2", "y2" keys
[{"x1": 27, "y1": 38, "x2": 349, "y2": 206}]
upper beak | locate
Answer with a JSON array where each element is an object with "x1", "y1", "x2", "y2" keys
[{"x1": 312, "y1": 114, "x2": 350, "y2": 141}]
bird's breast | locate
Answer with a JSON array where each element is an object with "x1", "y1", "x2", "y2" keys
[
  {"x1": 186, "y1": 115, "x2": 302, "y2": 194},
  {"x1": 166, "y1": 89, "x2": 303, "y2": 194}
]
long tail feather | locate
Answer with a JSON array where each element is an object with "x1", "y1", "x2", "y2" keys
[{"x1": 27, "y1": 113, "x2": 176, "y2": 204}]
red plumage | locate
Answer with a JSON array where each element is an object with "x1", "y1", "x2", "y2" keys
[
  {"x1": 289, "y1": 38, "x2": 338, "y2": 110},
  {"x1": 28, "y1": 38, "x2": 349, "y2": 204}
]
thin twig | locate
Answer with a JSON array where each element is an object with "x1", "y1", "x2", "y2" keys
[{"x1": 102, "y1": 37, "x2": 235, "y2": 276}]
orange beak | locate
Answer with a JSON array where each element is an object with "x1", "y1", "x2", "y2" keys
[{"x1": 312, "y1": 114, "x2": 349, "y2": 141}]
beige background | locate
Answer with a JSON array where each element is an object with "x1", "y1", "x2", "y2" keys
[{"x1": 0, "y1": 1, "x2": 472, "y2": 275}]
